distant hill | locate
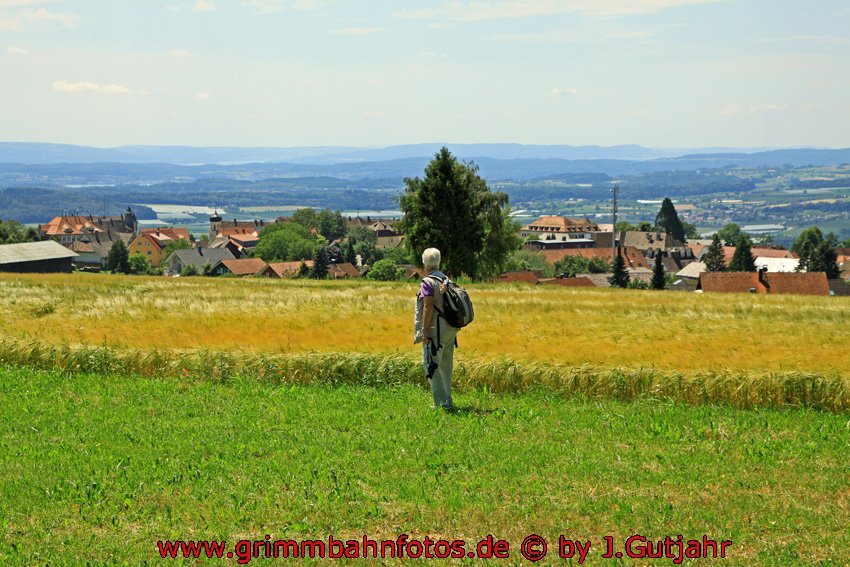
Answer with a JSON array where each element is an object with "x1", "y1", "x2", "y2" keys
[
  {"x1": 2, "y1": 143, "x2": 850, "y2": 190},
  {"x1": 0, "y1": 143, "x2": 360, "y2": 165},
  {"x1": 0, "y1": 141, "x2": 798, "y2": 166}
]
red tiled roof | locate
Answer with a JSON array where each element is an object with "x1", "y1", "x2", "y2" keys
[
  {"x1": 221, "y1": 227, "x2": 260, "y2": 237},
  {"x1": 226, "y1": 234, "x2": 260, "y2": 247},
  {"x1": 542, "y1": 246, "x2": 649, "y2": 269},
  {"x1": 699, "y1": 272, "x2": 765, "y2": 293},
  {"x1": 399, "y1": 265, "x2": 423, "y2": 279},
  {"x1": 68, "y1": 241, "x2": 94, "y2": 253},
  {"x1": 764, "y1": 272, "x2": 829, "y2": 296},
  {"x1": 139, "y1": 227, "x2": 191, "y2": 248},
  {"x1": 329, "y1": 262, "x2": 360, "y2": 278},
  {"x1": 698, "y1": 271, "x2": 829, "y2": 295},
  {"x1": 522, "y1": 215, "x2": 599, "y2": 233},
  {"x1": 39, "y1": 215, "x2": 101, "y2": 237},
  {"x1": 39, "y1": 214, "x2": 135, "y2": 238},
  {"x1": 689, "y1": 243, "x2": 707, "y2": 257},
  {"x1": 220, "y1": 258, "x2": 267, "y2": 276},
  {"x1": 494, "y1": 271, "x2": 539, "y2": 284},
  {"x1": 264, "y1": 260, "x2": 314, "y2": 277}
]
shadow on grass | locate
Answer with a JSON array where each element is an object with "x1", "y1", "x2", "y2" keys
[{"x1": 443, "y1": 404, "x2": 499, "y2": 417}]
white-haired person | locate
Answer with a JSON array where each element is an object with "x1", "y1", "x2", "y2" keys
[{"x1": 414, "y1": 247, "x2": 458, "y2": 410}]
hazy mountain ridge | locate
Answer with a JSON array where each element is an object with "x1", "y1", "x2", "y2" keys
[{"x1": 0, "y1": 141, "x2": 823, "y2": 167}]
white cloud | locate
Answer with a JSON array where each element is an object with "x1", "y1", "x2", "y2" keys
[
  {"x1": 53, "y1": 81, "x2": 138, "y2": 95},
  {"x1": 717, "y1": 103, "x2": 788, "y2": 116},
  {"x1": 716, "y1": 103, "x2": 741, "y2": 116},
  {"x1": 548, "y1": 87, "x2": 579, "y2": 96},
  {"x1": 242, "y1": 0, "x2": 283, "y2": 13},
  {"x1": 241, "y1": 0, "x2": 327, "y2": 14},
  {"x1": 759, "y1": 35, "x2": 850, "y2": 46},
  {"x1": 0, "y1": 0, "x2": 56, "y2": 7},
  {"x1": 194, "y1": 92, "x2": 212, "y2": 99},
  {"x1": 492, "y1": 31, "x2": 579, "y2": 43},
  {"x1": 750, "y1": 103, "x2": 788, "y2": 114},
  {"x1": 292, "y1": 0, "x2": 328, "y2": 9},
  {"x1": 192, "y1": 0, "x2": 217, "y2": 13},
  {"x1": 169, "y1": 49, "x2": 193, "y2": 57},
  {"x1": 0, "y1": 17, "x2": 19, "y2": 30},
  {"x1": 329, "y1": 27, "x2": 384, "y2": 35},
  {"x1": 6, "y1": 45, "x2": 27, "y2": 55},
  {"x1": 21, "y1": 7, "x2": 76, "y2": 27},
  {"x1": 415, "y1": 50, "x2": 448, "y2": 60},
  {"x1": 395, "y1": 0, "x2": 723, "y2": 22}
]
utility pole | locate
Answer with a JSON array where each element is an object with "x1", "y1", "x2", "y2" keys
[{"x1": 611, "y1": 184, "x2": 619, "y2": 263}]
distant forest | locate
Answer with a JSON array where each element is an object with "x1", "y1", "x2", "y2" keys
[
  {"x1": 0, "y1": 187, "x2": 156, "y2": 224},
  {"x1": 0, "y1": 168, "x2": 763, "y2": 224}
]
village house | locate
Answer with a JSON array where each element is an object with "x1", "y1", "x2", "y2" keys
[
  {"x1": 698, "y1": 270, "x2": 829, "y2": 296},
  {"x1": 203, "y1": 236, "x2": 245, "y2": 259},
  {"x1": 619, "y1": 230, "x2": 683, "y2": 253},
  {"x1": 263, "y1": 260, "x2": 314, "y2": 278},
  {"x1": 493, "y1": 270, "x2": 541, "y2": 284},
  {"x1": 70, "y1": 229, "x2": 134, "y2": 269},
  {"x1": 345, "y1": 216, "x2": 404, "y2": 248},
  {"x1": 208, "y1": 257, "x2": 267, "y2": 277},
  {"x1": 694, "y1": 245, "x2": 797, "y2": 266},
  {"x1": 370, "y1": 220, "x2": 404, "y2": 248},
  {"x1": 328, "y1": 261, "x2": 361, "y2": 279},
  {"x1": 166, "y1": 247, "x2": 235, "y2": 276},
  {"x1": 0, "y1": 240, "x2": 78, "y2": 273},
  {"x1": 208, "y1": 211, "x2": 272, "y2": 245},
  {"x1": 398, "y1": 264, "x2": 424, "y2": 280},
  {"x1": 542, "y1": 246, "x2": 651, "y2": 270},
  {"x1": 675, "y1": 261, "x2": 707, "y2": 281},
  {"x1": 39, "y1": 209, "x2": 138, "y2": 244},
  {"x1": 520, "y1": 215, "x2": 599, "y2": 241},
  {"x1": 128, "y1": 227, "x2": 191, "y2": 268},
  {"x1": 67, "y1": 240, "x2": 100, "y2": 267}
]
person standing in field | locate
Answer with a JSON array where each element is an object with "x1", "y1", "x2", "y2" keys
[{"x1": 414, "y1": 247, "x2": 458, "y2": 410}]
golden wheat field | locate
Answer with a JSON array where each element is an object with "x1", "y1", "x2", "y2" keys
[{"x1": 2, "y1": 272, "x2": 849, "y2": 375}]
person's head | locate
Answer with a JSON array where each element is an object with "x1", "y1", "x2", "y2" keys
[{"x1": 422, "y1": 248, "x2": 441, "y2": 271}]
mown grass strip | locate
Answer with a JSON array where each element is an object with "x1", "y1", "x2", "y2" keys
[
  {"x1": 2, "y1": 338, "x2": 848, "y2": 412},
  {"x1": 1, "y1": 367, "x2": 848, "y2": 564}
]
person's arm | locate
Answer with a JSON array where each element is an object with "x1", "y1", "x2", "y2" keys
[{"x1": 422, "y1": 296, "x2": 435, "y2": 343}]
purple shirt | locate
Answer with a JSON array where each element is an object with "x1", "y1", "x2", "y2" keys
[{"x1": 419, "y1": 278, "x2": 434, "y2": 298}]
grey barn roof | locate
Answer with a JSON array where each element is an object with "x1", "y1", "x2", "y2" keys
[
  {"x1": 0, "y1": 240, "x2": 78, "y2": 265},
  {"x1": 168, "y1": 247, "x2": 236, "y2": 270}
]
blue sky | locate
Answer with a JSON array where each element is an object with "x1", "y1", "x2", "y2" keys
[{"x1": 1, "y1": 0, "x2": 849, "y2": 148}]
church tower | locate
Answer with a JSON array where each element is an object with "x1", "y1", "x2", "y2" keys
[{"x1": 209, "y1": 208, "x2": 222, "y2": 239}]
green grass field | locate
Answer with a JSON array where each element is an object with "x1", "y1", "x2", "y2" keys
[{"x1": 1, "y1": 366, "x2": 848, "y2": 564}]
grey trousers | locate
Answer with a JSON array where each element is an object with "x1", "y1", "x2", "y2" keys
[{"x1": 422, "y1": 326, "x2": 457, "y2": 408}]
